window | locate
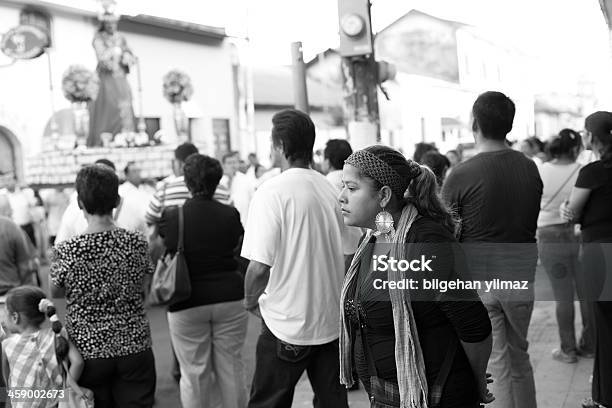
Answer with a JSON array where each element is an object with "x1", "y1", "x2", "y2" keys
[
  {"x1": 212, "y1": 118, "x2": 231, "y2": 156},
  {"x1": 143, "y1": 117, "x2": 160, "y2": 140}
]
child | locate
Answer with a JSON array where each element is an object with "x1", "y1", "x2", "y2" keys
[{"x1": 1, "y1": 286, "x2": 85, "y2": 407}]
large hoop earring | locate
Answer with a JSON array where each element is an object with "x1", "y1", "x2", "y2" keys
[{"x1": 375, "y1": 206, "x2": 394, "y2": 236}]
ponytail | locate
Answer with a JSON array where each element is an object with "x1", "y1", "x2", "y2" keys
[
  {"x1": 38, "y1": 299, "x2": 69, "y2": 363},
  {"x1": 407, "y1": 165, "x2": 459, "y2": 235}
]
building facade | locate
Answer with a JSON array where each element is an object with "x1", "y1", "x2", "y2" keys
[
  {"x1": 375, "y1": 10, "x2": 536, "y2": 154},
  {"x1": 0, "y1": 0, "x2": 241, "y2": 185}
]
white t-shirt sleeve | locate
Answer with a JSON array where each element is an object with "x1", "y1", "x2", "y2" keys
[
  {"x1": 240, "y1": 189, "x2": 280, "y2": 267},
  {"x1": 55, "y1": 201, "x2": 79, "y2": 243}
]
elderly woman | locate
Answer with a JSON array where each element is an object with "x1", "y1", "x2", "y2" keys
[
  {"x1": 561, "y1": 111, "x2": 612, "y2": 408},
  {"x1": 160, "y1": 154, "x2": 247, "y2": 408},
  {"x1": 50, "y1": 164, "x2": 155, "y2": 408},
  {"x1": 339, "y1": 145, "x2": 493, "y2": 408}
]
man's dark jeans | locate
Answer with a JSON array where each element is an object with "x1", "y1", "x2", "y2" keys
[{"x1": 248, "y1": 322, "x2": 348, "y2": 408}]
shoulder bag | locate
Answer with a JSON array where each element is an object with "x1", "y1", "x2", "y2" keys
[{"x1": 149, "y1": 205, "x2": 192, "y2": 306}]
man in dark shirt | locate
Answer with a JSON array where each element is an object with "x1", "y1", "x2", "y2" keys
[
  {"x1": 442, "y1": 91, "x2": 542, "y2": 408},
  {"x1": 0, "y1": 215, "x2": 31, "y2": 295}
]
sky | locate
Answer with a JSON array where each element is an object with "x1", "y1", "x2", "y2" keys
[{"x1": 50, "y1": 0, "x2": 612, "y2": 94}]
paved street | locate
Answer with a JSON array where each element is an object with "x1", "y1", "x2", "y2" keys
[{"x1": 40, "y1": 265, "x2": 592, "y2": 408}]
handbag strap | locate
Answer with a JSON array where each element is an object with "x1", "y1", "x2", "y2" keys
[
  {"x1": 541, "y1": 163, "x2": 580, "y2": 211},
  {"x1": 178, "y1": 205, "x2": 184, "y2": 252}
]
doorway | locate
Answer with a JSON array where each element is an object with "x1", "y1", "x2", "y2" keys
[{"x1": 0, "y1": 126, "x2": 23, "y2": 187}]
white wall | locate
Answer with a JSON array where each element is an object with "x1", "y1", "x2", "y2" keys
[
  {"x1": 456, "y1": 28, "x2": 536, "y2": 141},
  {"x1": 121, "y1": 31, "x2": 237, "y2": 156}
]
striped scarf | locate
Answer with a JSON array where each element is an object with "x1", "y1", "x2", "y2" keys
[{"x1": 339, "y1": 204, "x2": 429, "y2": 408}]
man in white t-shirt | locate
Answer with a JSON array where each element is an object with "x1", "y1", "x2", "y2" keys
[
  {"x1": 119, "y1": 162, "x2": 152, "y2": 218},
  {"x1": 241, "y1": 109, "x2": 348, "y2": 408},
  {"x1": 219, "y1": 151, "x2": 254, "y2": 226},
  {"x1": 6, "y1": 179, "x2": 36, "y2": 245}
]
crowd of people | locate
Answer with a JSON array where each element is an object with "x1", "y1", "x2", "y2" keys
[{"x1": 0, "y1": 89, "x2": 610, "y2": 408}]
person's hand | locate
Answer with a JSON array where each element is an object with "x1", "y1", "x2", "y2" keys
[
  {"x1": 478, "y1": 373, "x2": 495, "y2": 406},
  {"x1": 82, "y1": 388, "x2": 94, "y2": 402},
  {"x1": 248, "y1": 306, "x2": 261, "y2": 318},
  {"x1": 560, "y1": 201, "x2": 575, "y2": 222},
  {"x1": 243, "y1": 298, "x2": 261, "y2": 318}
]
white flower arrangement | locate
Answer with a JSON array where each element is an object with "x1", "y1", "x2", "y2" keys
[
  {"x1": 162, "y1": 69, "x2": 194, "y2": 104},
  {"x1": 61, "y1": 65, "x2": 99, "y2": 103}
]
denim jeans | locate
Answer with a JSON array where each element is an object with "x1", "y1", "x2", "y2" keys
[
  {"x1": 479, "y1": 289, "x2": 537, "y2": 408},
  {"x1": 248, "y1": 322, "x2": 348, "y2": 408},
  {"x1": 537, "y1": 224, "x2": 594, "y2": 353}
]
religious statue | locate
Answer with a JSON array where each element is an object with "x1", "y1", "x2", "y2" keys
[{"x1": 87, "y1": 6, "x2": 136, "y2": 147}]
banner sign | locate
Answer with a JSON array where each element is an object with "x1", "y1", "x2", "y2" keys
[{"x1": 1, "y1": 25, "x2": 50, "y2": 60}]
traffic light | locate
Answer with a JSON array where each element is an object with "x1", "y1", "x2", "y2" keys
[{"x1": 338, "y1": 0, "x2": 373, "y2": 57}]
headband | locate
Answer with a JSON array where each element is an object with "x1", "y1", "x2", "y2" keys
[{"x1": 345, "y1": 149, "x2": 421, "y2": 198}]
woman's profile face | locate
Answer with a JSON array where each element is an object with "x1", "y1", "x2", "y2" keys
[{"x1": 339, "y1": 164, "x2": 381, "y2": 229}]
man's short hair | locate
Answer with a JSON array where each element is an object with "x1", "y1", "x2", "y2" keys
[
  {"x1": 271, "y1": 109, "x2": 315, "y2": 164},
  {"x1": 324, "y1": 139, "x2": 352, "y2": 170},
  {"x1": 94, "y1": 158, "x2": 116, "y2": 171},
  {"x1": 221, "y1": 151, "x2": 239, "y2": 163},
  {"x1": 174, "y1": 143, "x2": 199, "y2": 163},
  {"x1": 421, "y1": 151, "x2": 450, "y2": 186},
  {"x1": 76, "y1": 164, "x2": 119, "y2": 216},
  {"x1": 472, "y1": 91, "x2": 516, "y2": 141},
  {"x1": 413, "y1": 143, "x2": 438, "y2": 164}
]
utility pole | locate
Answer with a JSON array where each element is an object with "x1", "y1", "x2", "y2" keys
[
  {"x1": 338, "y1": 0, "x2": 379, "y2": 149},
  {"x1": 338, "y1": 0, "x2": 396, "y2": 149},
  {"x1": 291, "y1": 41, "x2": 309, "y2": 114}
]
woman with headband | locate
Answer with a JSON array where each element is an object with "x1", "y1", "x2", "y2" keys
[{"x1": 338, "y1": 145, "x2": 493, "y2": 408}]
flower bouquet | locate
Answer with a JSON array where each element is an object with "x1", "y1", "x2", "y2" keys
[
  {"x1": 62, "y1": 65, "x2": 99, "y2": 146},
  {"x1": 163, "y1": 70, "x2": 193, "y2": 140},
  {"x1": 162, "y1": 69, "x2": 194, "y2": 104},
  {"x1": 61, "y1": 65, "x2": 99, "y2": 103}
]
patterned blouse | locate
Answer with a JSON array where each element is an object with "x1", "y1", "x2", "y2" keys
[{"x1": 50, "y1": 229, "x2": 153, "y2": 360}]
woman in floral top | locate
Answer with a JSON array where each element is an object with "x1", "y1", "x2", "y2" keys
[{"x1": 50, "y1": 164, "x2": 155, "y2": 408}]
